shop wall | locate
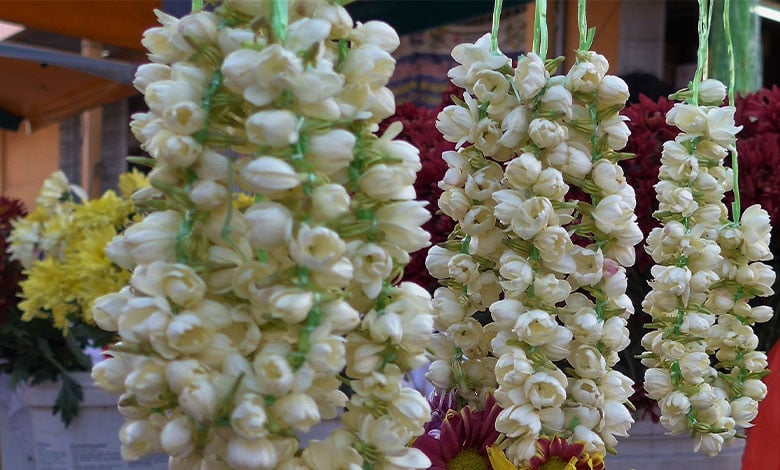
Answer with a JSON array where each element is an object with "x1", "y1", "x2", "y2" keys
[{"x1": 0, "y1": 125, "x2": 60, "y2": 208}]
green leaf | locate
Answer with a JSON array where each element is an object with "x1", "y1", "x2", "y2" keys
[{"x1": 52, "y1": 373, "x2": 83, "y2": 427}]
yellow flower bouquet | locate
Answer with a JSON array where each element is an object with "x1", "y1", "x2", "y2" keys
[{"x1": 2, "y1": 170, "x2": 147, "y2": 425}]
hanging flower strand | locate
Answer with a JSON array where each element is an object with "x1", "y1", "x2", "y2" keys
[
  {"x1": 92, "y1": 1, "x2": 435, "y2": 468},
  {"x1": 640, "y1": 0, "x2": 774, "y2": 456},
  {"x1": 427, "y1": 0, "x2": 638, "y2": 466}
]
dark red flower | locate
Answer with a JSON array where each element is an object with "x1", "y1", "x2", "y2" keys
[
  {"x1": 528, "y1": 435, "x2": 605, "y2": 470},
  {"x1": 412, "y1": 396, "x2": 502, "y2": 470},
  {"x1": 0, "y1": 196, "x2": 27, "y2": 325}
]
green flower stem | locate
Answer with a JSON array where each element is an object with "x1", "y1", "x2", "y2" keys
[
  {"x1": 691, "y1": 0, "x2": 715, "y2": 105},
  {"x1": 191, "y1": 0, "x2": 203, "y2": 13},
  {"x1": 577, "y1": 0, "x2": 595, "y2": 51},
  {"x1": 270, "y1": 0, "x2": 289, "y2": 44},
  {"x1": 532, "y1": 0, "x2": 548, "y2": 59},
  {"x1": 491, "y1": 0, "x2": 504, "y2": 54},
  {"x1": 195, "y1": 70, "x2": 224, "y2": 144},
  {"x1": 724, "y1": 0, "x2": 742, "y2": 223}
]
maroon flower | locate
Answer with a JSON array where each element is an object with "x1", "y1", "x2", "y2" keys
[
  {"x1": 413, "y1": 396, "x2": 502, "y2": 470},
  {"x1": 528, "y1": 436, "x2": 605, "y2": 470},
  {"x1": 0, "y1": 196, "x2": 27, "y2": 325}
]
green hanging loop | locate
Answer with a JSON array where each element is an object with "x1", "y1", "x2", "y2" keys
[
  {"x1": 491, "y1": 0, "x2": 504, "y2": 54},
  {"x1": 270, "y1": 0, "x2": 289, "y2": 44},
  {"x1": 532, "y1": 0, "x2": 548, "y2": 59},
  {"x1": 691, "y1": 0, "x2": 717, "y2": 105},
  {"x1": 724, "y1": 0, "x2": 741, "y2": 223},
  {"x1": 577, "y1": 0, "x2": 595, "y2": 51}
]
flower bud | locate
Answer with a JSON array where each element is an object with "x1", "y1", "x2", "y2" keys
[
  {"x1": 245, "y1": 202, "x2": 294, "y2": 250},
  {"x1": 239, "y1": 157, "x2": 300, "y2": 194},
  {"x1": 246, "y1": 110, "x2": 299, "y2": 147},
  {"x1": 160, "y1": 415, "x2": 196, "y2": 458}
]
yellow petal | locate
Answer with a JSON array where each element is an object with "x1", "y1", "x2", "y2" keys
[{"x1": 487, "y1": 445, "x2": 517, "y2": 470}]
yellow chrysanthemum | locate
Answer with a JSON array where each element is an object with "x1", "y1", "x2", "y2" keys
[
  {"x1": 118, "y1": 168, "x2": 150, "y2": 198},
  {"x1": 38, "y1": 210, "x2": 72, "y2": 260},
  {"x1": 69, "y1": 226, "x2": 130, "y2": 322},
  {"x1": 18, "y1": 258, "x2": 79, "y2": 331},
  {"x1": 72, "y1": 191, "x2": 134, "y2": 232}
]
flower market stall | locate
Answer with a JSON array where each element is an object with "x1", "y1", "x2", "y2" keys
[{"x1": 1, "y1": 0, "x2": 778, "y2": 469}]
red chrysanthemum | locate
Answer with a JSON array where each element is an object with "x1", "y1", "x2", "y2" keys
[
  {"x1": 0, "y1": 196, "x2": 27, "y2": 325},
  {"x1": 528, "y1": 436, "x2": 605, "y2": 470},
  {"x1": 412, "y1": 396, "x2": 502, "y2": 470}
]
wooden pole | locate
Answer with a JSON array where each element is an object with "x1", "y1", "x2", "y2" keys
[{"x1": 80, "y1": 39, "x2": 103, "y2": 198}]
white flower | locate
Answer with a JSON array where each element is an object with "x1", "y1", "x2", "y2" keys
[
  {"x1": 513, "y1": 53, "x2": 547, "y2": 101},
  {"x1": 320, "y1": 300, "x2": 361, "y2": 335},
  {"x1": 92, "y1": 356, "x2": 131, "y2": 394},
  {"x1": 597, "y1": 75, "x2": 629, "y2": 106},
  {"x1": 133, "y1": 63, "x2": 171, "y2": 94},
  {"x1": 496, "y1": 404, "x2": 542, "y2": 438},
  {"x1": 601, "y1": 399, "x2": 633, "y2": 437},
  {"x1": 286, "y1": 17, "x2": 331, "y2": 52},
  {"x1": 312, "y1": 184, "x2": 351, "y2": 222},
  {"x1": 350, "y1": 21, "x2": 400, "y2": 52},
  {"x1": 246, "y1": 110, "x2": 299, "y2": 147},
  {"x1": 705, "y1": 106, "x2": 742, "y2": 148},
  {"x1": 534, "y1": 226, "x2": 576, "y2": 273},
  {"x1": 666, "y1": 103, "x2": 707, "y2": 135},
  {"x1": 245, "y1": 202, "x2": 294, "y2": 250},
  {"x1": 473, "y1": 69, "x2": 511, "y2": 104},
  {"x1": 449, "y1": 33, "x2": 510, "y2": 89},
  {"x1": 272, "y1": 392, "x2": 321, "y2": 432},
  {"x1": 166, "y1": 313, "x2": 212, "y2": 354},
  {"x1": 119, "y1": 420, "x2": 164, "y2": 461},
  {"x1": 123, "y1": 210, "x2": 181, "y2": 264},
  {"x1": 375, "y1": 201, "x2": 431, "y2": 252},
  {"x1": 499, "y1": 107, "x2": 531, "y2": 148},
  {"x1": 569, "y1": 343, "x2": 607, "y2": 379},
  {"x1": 269, "y1": 288, "x2": 314, "y2": 324},
  {"x1": 359, "y1": 163, "x2": 416, "y2": 200},
  {"x1": 253, "y1": 352, "x2": 294, "y2": 396},
  {"x1": 600, "y1": 114, "x2": 631, "y2": 150},
  {"x1": 524, "y1": 370, "x2": 568, "y2": 409},
  {"x1": 226, "y1": 436, "x2": 278, "y2": 470},
  {"x1": 566, "y1": 61, "x2": 602, "y2": 93},
  {"x1": 698, "y1": 79, "x2": 727, "y2": 105},
  {"x1": 341, "y1": 45, "x2": 395, "y2": 89},
  {"x1": 125, "y1": 359, "x2": 168, "y2": 407},
  {"x1": 306, "y1": 129, "x2": 356, "y2": 175},
  {"x1": 545, "y1": 142, "x2": 592, "y2": 180},
  {"x1": 528, "y1": 118, "x2": 568, "y2": 149},
  {"x1": 231, "y1": 394, "x2": 269, "y2": 439},
  {"x1": 349, "y1": 242, "x2": 394, "y2": 298},
  {"x1": 541, "y1": 85, "x2": 573, "y2": 119},
  {"x1": 160, "y1": 415, "x2": 196, "y2": 458},
  {"x1": 514, "y1": 310, "x2": 559, "y2": 346},
  {"x1": 290, "y1": 223, "x2": 346, "y2": 271},
  {"x1": 222, "y1": 45, "x2": 301, "y2": 107},
  {"x1": 436, "y1": 103, "x2": 475, "y2": 148},
  {"x1": 239, "y1": 157, "x2": 300, "y2": 194}
]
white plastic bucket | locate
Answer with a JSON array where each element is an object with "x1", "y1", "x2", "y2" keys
[{"x1": 18, "y1": 372, "x2": 168, "y2": 470}]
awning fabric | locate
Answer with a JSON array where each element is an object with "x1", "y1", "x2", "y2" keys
[{"x1": 0, "y1": 56, "x2": 136, "y2": 131}]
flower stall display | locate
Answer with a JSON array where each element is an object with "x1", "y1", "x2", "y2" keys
[
  {"x1": 2, "y1": 170, "x2": 146, "y2": 425},
  {"x1": 424, "y1": 0, "x2": 640, "y2": 466},
  {"x1": 91, "y1": 0, "x2": 436, "y2": 468}
]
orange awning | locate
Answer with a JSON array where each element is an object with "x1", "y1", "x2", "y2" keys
[
  {"x1": 0, "y1": 1, "x2": 163, "y2": 51},
  {"x1": 0, "y1": 56, "x2": 136, "y2": 131}
]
